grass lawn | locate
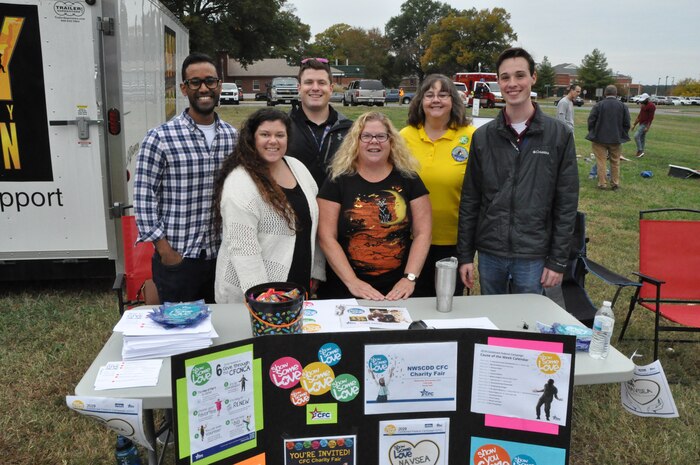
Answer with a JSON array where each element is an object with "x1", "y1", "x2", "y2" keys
[{"x1": 1, "y1": 102, "x2": 698, "y2": 464}]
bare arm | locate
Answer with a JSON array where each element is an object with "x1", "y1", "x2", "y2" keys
[
  {"x1": 387, "y1": 194, "x2": 432, "y2": 300},
  {"x1": 317, "y1": 198, "x2": 385, "y2": 300}
]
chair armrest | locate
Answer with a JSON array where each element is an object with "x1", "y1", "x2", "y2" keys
[
  {"x1": 631, "y1": 271, "x2": 666, "y2": 286},
  {"x1": 582, "y1": 256, "x2": 641, "y2": 288}
]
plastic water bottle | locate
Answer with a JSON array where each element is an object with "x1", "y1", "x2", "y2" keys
[
  {"x1": 589, "y1": 300, "x2": 615, "y2": 359},
  {"x1": 115, "y1": 435, "x2": 142, "y2": 465}
]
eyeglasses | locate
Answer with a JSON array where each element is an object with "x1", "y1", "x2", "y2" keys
[
  {"x1": 359, "y1": 132, "x2": 389, "y2": 143},
  {"x1": 423, "y1": 92, "x2": 451, "y2": 101},
  {"x1": 301, "y1": 57, "x2": 329, "y2": 64},
  {"x1": 183, "y1": 77, "x2": 221, "y2": 90}
]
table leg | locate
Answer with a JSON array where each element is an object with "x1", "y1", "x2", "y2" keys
[{"x1": 143, "y1": 409, "x2": 158, "y2": 465}]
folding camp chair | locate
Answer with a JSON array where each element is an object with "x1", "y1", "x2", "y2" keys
[
  {"x1": 558, "y1": 211, "x2": 640, "y2": 327},
  {"x1": 113, "y1": 215, "x2": 157, "y2": 314},
  {"x1": 618, "y1": 208, "x2": 700, "y2": 360}
]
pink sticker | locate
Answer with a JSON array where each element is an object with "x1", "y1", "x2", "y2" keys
[
  {"x1": 269, "y1": 356, "x2": 303, "y2": 389},
  {"x1": 290, "y1": 387, "x2": 311, "y2": 406}
]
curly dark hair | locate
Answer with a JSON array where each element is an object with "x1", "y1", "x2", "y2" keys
[{"x1": 213, "y1": 108, "x2": 296, "y2": 232}]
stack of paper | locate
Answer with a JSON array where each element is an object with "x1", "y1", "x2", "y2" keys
[
  {"x1": 94, "y1": 360, "x2": 163, "y2": 390},
  {"x1": 114, "y1": 308, "x2": 218, "y2": 360}
]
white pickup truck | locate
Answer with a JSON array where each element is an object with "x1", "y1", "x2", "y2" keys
[{"x1": 343, "y1": 79, "x2": 386, "y2": 107}]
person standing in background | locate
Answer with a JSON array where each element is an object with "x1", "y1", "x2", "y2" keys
[
  {"x1": 401, "y1": 74, "x2": 475, "y2": 297},
  {"x1": 632, "y1": 93, "x2": 656, "y2": 158},
  {"x1": 556, "y1": 84, "x2": 581, "y2": 133},
  {"x1": 134, "y1": 52, "x2": 237, "y2": 303},
  {"x1": 585, "y1": 84, "x2": 630, "y2": 191}
]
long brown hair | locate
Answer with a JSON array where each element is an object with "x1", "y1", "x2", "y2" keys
[{"x1": 213, "y1": 108, "x2": 296, "y2": 231}]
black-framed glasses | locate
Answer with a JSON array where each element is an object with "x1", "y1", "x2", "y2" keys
[
  {"x1": 359, "y1": 132, "x2": 389, "y2": 143},
  {"x1": 301, "y1": 57, "x2": 329, "y2": 64},
  {"x1": 183, "y1": 77, "x2": 221, "y2": 90}
]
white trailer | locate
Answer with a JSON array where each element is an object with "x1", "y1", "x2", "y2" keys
[{"x1": 0, "y1": 0, "x2": 189, "y2": 279}]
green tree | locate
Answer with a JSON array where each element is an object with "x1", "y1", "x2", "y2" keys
[
  {"x1": 420, "y1": 8, "x2": 516, "y2": 76},
  {"x1": 534, "y1": 56, "x2": 555, "y2": 98},
  {"x1": 306, "y1": 24, "x2": 392, "y2": 81},
  {"x1": 162, "y1": 0, "x2": 310, "y2": 66},
  {"x1": 385, "y1": 0, "x2": 455, "y2": 81},
  {"x1": 577, "y1": 49, "x2": 614, "y2": 98},
  {"x1": 672, "y1": 78, "x2": 700, "y2": 96}
]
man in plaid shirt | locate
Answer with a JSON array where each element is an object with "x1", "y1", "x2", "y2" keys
[{"x1": 134, "y1": 52, "x2": 237, "y2": 303}]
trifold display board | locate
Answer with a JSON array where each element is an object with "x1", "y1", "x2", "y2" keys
[{"x1": 172, "y1": 328, "x2": 576, "y2": 465}]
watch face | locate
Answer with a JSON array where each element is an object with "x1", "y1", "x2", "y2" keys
[{"x1": 405, "y1": 273, "x2": 416, "y2": 281}]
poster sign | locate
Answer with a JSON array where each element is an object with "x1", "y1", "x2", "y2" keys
[
  {"x1": 283, "y1": 435, "x2": 356, "y2": 465},
  {"x1": 0, "y1": 4, "x2": 52, "y2": 182}
]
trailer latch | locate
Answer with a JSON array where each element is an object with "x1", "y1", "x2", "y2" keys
[{"x1": 49, "y1": 116, "x2": 103, "y2": 140}]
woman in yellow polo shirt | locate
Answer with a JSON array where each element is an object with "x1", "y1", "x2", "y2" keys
[{"x1": 400, "y1": 74, "x2": 475, "y2": 297}]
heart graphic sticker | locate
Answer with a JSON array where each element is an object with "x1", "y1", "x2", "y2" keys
[{"x1": 388, "y1": 440, "x2": 440, "y2": 465}]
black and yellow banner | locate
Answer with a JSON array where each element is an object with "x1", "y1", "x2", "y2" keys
[{"x1": 0, "y1": 3, "x2": 52, "y2": 182}]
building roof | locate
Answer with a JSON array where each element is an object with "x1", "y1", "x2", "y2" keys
[
  {"x1": 227, "y1": 58, "x2": 344, "y2": 78},
  {"x1": 553, "y1": 63, "x2": 579, "y2": 75}
]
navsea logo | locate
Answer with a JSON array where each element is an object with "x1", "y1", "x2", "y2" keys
[{"x1": 306, "y1": 403, "x2": 337, "y2": 425}]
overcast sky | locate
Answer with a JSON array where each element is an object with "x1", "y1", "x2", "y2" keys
[{"x1": 290, "y1": 0, "x2": 700, "y2": 86}]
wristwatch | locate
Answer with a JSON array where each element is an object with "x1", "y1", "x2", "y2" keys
[{"x1": 403, "y1": 273, "x2": 417, "y2": 282}]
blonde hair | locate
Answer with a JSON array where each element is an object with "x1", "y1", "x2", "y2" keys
[{"x1": 328, "y1": 111, "x2": 419, "y2": 180}]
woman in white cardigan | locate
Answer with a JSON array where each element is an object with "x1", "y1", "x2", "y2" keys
[{"x1": 213, "y1": 108, "x2": 324, "y2": 303}]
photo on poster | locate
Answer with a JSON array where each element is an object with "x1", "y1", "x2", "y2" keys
[
  {"x1": 179, "y1": 344, "x2": 260, "y2": 463},
  {"x1": 378, "y1": 418, "x2": 449, "y2": 465},
  {"x1": 470, "y1": 436, "x2": 567, "y2": 465},
  {"x1": 341, "y1": 306, "x2": 412, "y2": 329},
  {"x1": 283, "y1": 435, "x2": 356, "y2": 465},
  {"x1": 471, "y1": 344, "x2": 571, "y2": 426},
  {"x1": 364, "y1": 342, "x2": 458, "y2": 415}
]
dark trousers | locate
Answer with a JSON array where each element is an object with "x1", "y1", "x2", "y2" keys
[
  {"x1": 151, "y1": 252, "x2": 216, "y2": 303},
  {"x1": 413, "y1": 245, "x2": 465, "y2": 297}
]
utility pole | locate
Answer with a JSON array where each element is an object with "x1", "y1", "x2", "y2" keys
[
  {"x1": 665, "y1": 75, "x2": 669, "y2": 94},
  {"x1": 655, "y1": 77, "x2": 660, "y2": 96}
]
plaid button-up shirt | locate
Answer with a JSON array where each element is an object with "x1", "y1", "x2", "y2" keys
[{"x1": 134, "y1": 110, "x2": 237, "y2": 259}]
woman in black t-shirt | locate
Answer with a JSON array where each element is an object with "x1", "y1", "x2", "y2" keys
[{"x1": 317, "y1": 111, "x2": 432, "y2": 300}]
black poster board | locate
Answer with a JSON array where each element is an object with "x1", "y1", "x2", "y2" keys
[{"x1": 172, "y1": 329, "x2": 576, "y2": 465}]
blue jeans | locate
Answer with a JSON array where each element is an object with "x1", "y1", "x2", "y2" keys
[
  {"x1": 634, "y1": 124, "x2": 649, "y2": 152},
  {"x1": 477, "y1": 251, "x2": 545, "y2": 295}
]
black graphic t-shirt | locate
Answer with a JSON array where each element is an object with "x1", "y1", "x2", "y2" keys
[{"x1": 318, "y1": 169, "x2": 428, "y2": 297}]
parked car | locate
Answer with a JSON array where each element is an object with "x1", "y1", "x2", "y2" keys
[
  {"x1": 679, "y1": 96, "x2": 694, "y2": 105},
  {"x1": 386, "y1": 88, "x2": 400, "y2": 103},
  {"x1": 267, "y1": 76, "x2": 299, "y2": 105},
  {"x1": 343, "y1": 79, "x2": 386, "y2": 106},
  {"x1": 219, "y1": 82, "x2": 240, "y2": 105},
  {"x1": 254, "y1": 92, "x2": 268, "y2": 101},
  {"x1": 554, "y1": 96, "x2": 584, "y2": 107},
  {"x1": 330, "y1": 91, "x2": 345, "y2": 103}
]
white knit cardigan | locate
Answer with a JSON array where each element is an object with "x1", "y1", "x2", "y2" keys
[{"x1": 214, "y1": 157, "x2": 325, "y2": 304}]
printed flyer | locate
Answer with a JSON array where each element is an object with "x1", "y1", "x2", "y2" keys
[
  {"x1": 341, "y1": 306, "x2": 412, "y2": 329},
  {"x1": 182, "y1": 344, "x2": 259, "y2": 463},
  {"x1": 471, "y1": 344, "x2": 571, "y2": 426},
  {"x1": 378, "y1": 418, "x2": 449, "y2": 465},
  {"x1": 284, "y1": 435, "x2": 356, "y2": 465},
  {"x1": 364, "y1": 342, "x2": 458, "y2": 415},
  {"x1": 470, "y1": 437, "x2": 566, "y2": 465}
]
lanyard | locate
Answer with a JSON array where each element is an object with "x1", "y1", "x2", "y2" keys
[{"x1": 308, "y1": 124, "x2": 332, "y2": 151}]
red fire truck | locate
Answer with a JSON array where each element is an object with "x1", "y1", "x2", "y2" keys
[{"x1": 453, "y1": 72, "x2": 500, "y2": 108}]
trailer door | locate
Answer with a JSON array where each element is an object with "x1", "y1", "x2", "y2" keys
[{"x1": 1, "y1": 0, "x2": 113, "y2": 260}]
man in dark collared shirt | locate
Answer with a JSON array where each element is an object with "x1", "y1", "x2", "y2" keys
[
  {"x1": 134, "y1": 52, "x2": 237, "y2": 303},
  {"x1": 287, "y1": 58, "x2": 352, "y2": 187}
]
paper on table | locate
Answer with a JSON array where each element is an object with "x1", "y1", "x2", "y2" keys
[
  {"x1": 421, "y1": 317, "x2": 498, "y2": 330},
  {"x1": 94, "y1": 359, "x2": 163, "y2": 390},
  {"x1": 302, "y1": 298, "x2": 370, "y2": 333}
]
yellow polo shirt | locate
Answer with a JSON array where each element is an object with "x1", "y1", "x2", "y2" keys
[{"x1": 400, "y1": 124, "x2": 476, "y2": 245}]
